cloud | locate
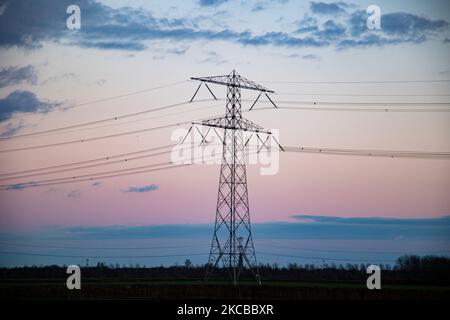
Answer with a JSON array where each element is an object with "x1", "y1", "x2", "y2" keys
[
  {"x1": 0, "y1": 2, "x2": 8, "y2": 16},
  {"x1": 295, "y1": 16, "x2": 319, "y2": 34},
  {"x1": 166, "y1": 45, "x2": 190, "y2": 55},
  {"x1": 40, "y1": 72, "x2": 77, "y2": 85},
  {"x1": 5, "y1": 182, "x2": 37, "y2": 190},
  {"x1": 0, "y1": 121, "x2": 25, "y2": 137},
  {"x1": 67, "y1": 190, "x2": 80, "y2": 198},
  {"x1": 382, "y1": 12, "x2": 448, "y2": 36},
  {"x1": 317, "y1": 9, "x2": 448, "y2": 49},
  {"x1": 0, "y1": 65, "x2": 37, "y2": 88},
  {"x1": 252, "y1": 2, "x2": 266, "y2": 12},
  {"x1": 199, "y1": 0, "x2": 228, "y2": 6},
  {"x1": 302, "y1": 53, "x2": 320, "y2": 60},
  {"x1": 77, "y1": 40, "x2": 146, "y2": 51},
  {"x1": 0, "y1": 90, "x2": 60, "y2": 122},
  {"x1": 28, "y1": 215, "x2": 450, "y2": 241},
  {"x1": 0, "y1": 0, "x2": 447, "y2": 52},
  {"x1": 199, "y1": 51, "x2": 228, "y2": 65},
  {"x1": 124, "y1": 183, "x2": 159, "y2": 193},
  {"x1": 251, "y1": 0, "x2": 288, "y2": 12},
  {"x1": 291, "y1": 215, "x2": 450, "y2": 226},
  {"x1": 314, "y1": 20, "x2": 346, "y2": 40},
  {"x1": 310, "y1": 1, "x2": 347, "y2": 15},
  {"x1": 0, "y1": 0, "x2": 326, "y2": 50}
]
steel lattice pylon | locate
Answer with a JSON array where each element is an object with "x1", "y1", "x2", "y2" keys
[{"x1": 189, "y1": 70, "x2": 278, "y2": 285}]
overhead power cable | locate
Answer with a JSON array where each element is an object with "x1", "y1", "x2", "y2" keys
[
  {"x1": 0, "y1": 99, "x2": 214, "y2": 141},
  {"x1": 0, "y1": 163, "x2": 187, "y2": 190},
  {"x1": 0, "y1": 241, "x2": 206, "y2": 251},
  {"x1": 59, "y1": 80, "x2": 188, "y2": 111},
  {"x1": 244, "y1": 99, "x2": 450, "y2": 107},
  {"x1": 1, "y1": 145, "x2": 448, "y2": 190},
  {"x1": 257, "y1": 251, "x2": 396, "y2": 263},
  {"x1": 260, "y1": 79, "x2": 450, "y2": 84},
  {"x1": 3, "y1": 240, "x2": 448, "y2": 255},
  {"x1": 0, "y1": 121, "x2": 190, "y2": 153},
  {"x1": 0, "y1": 148, "x2": 176, "y2": 182},
  {"x1": 0, "y1": 149, "x2": 259, "y2": 190},
  {"x1": 0, "y1": 161, "x2": 175, "y2": 188},
  {"x1": 0, "y1": 144, "x2": 176, "y2": 178},
  {"x1": 258, "y1": 243, "x2": 450, "y2": 255},
  {"x1": 0, "y1": 250, "x2": 394, "y2": 263},
  {"x1": 277, "y1": 92, "x2": 450, "y2": 97},
  {"x1": 280, "y1": 146, "x2": 450, "y2": 159},
  {"x1": 0, "y1": 142, "x2": 213, "y2": 182},
  {"x1": 28, "y1": 103, "x2": 224, "y2": 139},
  {"x1": 0, "y1": 250, "x2": 207, "y2": 259}
]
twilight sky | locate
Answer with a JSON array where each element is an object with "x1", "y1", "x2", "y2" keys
[{"x1": 0, "y1": 0, "x2": 449, "y2": 252}]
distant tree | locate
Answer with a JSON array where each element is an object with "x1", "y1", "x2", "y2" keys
[
  {"x1": 184, "y1": 259, "x2": 193, "y2": 268},
  {"x1": 287, "y1": 263, "x2": 298, "y2": 270}
]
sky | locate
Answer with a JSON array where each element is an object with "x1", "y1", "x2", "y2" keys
[{"x1": 0, "y1": 0, "x2": 449, "y2": 266}]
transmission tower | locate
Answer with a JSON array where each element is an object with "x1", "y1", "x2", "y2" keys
[{"x1": 189, "y1": 70, "x2": 280, "y2": 285}]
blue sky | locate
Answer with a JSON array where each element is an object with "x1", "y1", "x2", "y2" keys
[{"x1": 1, "y1": 214, "x2": 449, "y2": 267}]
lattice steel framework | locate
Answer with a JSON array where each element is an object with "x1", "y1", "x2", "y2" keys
[{"x1": 189, "y1": 70, "x2": 277, "y2": 285}]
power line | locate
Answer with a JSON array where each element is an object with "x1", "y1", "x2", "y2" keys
[
  {"x1": 260, "y1": 79, "x2": 450, "y2": 84},
  {"x1": 0, "y1": 250, "x2": 207, "y2": 259},
  {"x1": 257, "y1": 251, "x2": 396, "y2": 263},
  {"x1": 249, "y1": 105, "x2": 450, "y2": 113},
  {"x1": 277, "y1": 92, "x2": 450, "y2": 97},
  {"x1": 246, "y1": 99, "x2": 450, "y2": 107},
  {"x1": 281, "y1": 146, "x2": 450, "y2": 159},
  {"x1": 59, "y1": 80, "x2": 187, "y2": 111},
  {"x1": 0, "y1": 148, "x2": 175, "y2": 182},
  {"x1": 1, "y1": 163, "x2": 187, "y2": 190},
  {"x1": 0, "y1": 150, "x2": 231, "y2": 190},
  {"x1": 1, "y1": 145, "x2": 448, "y2": 189},
  {"x1": 0, "y1": 121, "x2": 190, "y2": 153},
  {"x1": 243, "y1": 99, "x2": 450, "y2": 112},
  {"x1": 0, "y1": 142, "x2": 212, "y2": 182},
  {"x1": 0, "y1": 144, "x2": 176, "y2": 178},
  {"x1": 0, "y1": 141, "x2": 222, "y2": 180},
  {"x1": 2, "y1": 98, "x2": 446, "y2": 146},
  {"x1": 0, "y1": 250, "x2": 395, "y2": 263},
  {"x1": 258, "y1": 243, "x2": 450, "y2": 255},
  {"x1": 0, "y1": 99, "x2": 213, "y2": 140},
  {"x1": 3, "y1": 240, "x2": 447, "y2": 255},
  {"x1": 0, "y1": 241, "x2": 206, "y2": 251},
  {"x1": 0, "y1": 161, "x2": 175, "y2": 188},
  {"x1": 3, "y1": 97, "x2": 447, "y2": 142},
  {"x1": 27, "y1": 103, "x2": 224, "y2": 139}
]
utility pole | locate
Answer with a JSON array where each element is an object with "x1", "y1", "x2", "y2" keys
[{"x1": 189, "y1": 70, "x2": 280, "y2": 285}]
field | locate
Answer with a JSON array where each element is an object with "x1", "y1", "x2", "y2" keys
[{"x1": 1, "y1": 278, "x2": 449, "y2": 300}]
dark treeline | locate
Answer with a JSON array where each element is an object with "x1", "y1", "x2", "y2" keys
[{"x1": 1, "y1": 255, "x2": 449, "y2": 285}]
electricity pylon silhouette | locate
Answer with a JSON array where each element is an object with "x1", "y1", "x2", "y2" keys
[{"x1": 189, "y1": 70, "x2": 280, "y2": 285}]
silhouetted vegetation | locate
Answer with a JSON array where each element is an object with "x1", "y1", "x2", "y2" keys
[
  {"x1": 1, "y1": 256, "x2": 449, "y2": 300},
  {"x1": 1, "y1": 255, "x2": 449, "y2": 284}
]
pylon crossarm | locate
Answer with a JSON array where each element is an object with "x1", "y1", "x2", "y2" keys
[
  {"x1": 192, "y1": 120, "x2": 272, "y2": 135},
  {"x1": 190, "y1": 73, "x2": 273, "y2": 93}
]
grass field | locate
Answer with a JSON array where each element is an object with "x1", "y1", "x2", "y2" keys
[{"x1": 1, "y1": 278, "x2": 449, "y2": 300}]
